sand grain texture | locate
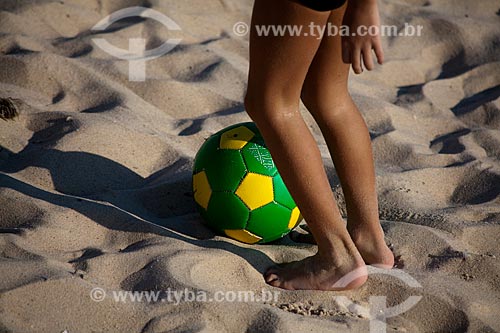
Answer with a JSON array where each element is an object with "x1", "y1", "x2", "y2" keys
[{"x1": 1, "y1": 0, "x2": 499, "y2": 332}]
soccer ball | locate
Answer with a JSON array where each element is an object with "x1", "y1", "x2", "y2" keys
[{"x1": 192, "y1": 122, "x2": 302, "y2": 244}]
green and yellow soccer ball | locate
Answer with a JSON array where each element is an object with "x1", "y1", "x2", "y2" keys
[{"x1": 192, "y1": 122, "x2": 302, "y2": 244}]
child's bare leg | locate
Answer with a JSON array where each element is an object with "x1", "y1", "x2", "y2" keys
[
  {"x1": 301, "y1": 8, "x2": 394, "y2": 268},
  {"x1": 245, "y1": 0, "x2": 366, "y2": 290}
]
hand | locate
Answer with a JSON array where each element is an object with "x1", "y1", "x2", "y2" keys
[{"x1": 341, "y1": 0, "x2": 384, "y2": 74}]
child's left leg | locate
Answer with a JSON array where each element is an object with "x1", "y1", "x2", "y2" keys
[{"x1": 300, "y1": 6, "x2": 394, "y2": 268}]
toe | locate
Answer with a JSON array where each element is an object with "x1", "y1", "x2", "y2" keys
[
  {"x1": 267, "y1": 277, "x2": 283, "y2": 288},
  {"x1": 264, "y1": 272, "x2": 297, "y2": 290},
  {"x1": 265, "y1": 273, "x2": 279, "y2": 283},
  {"x1": 281, "y1": 280, "x2": 296, "y2": 290},
  {"x1": 264, "y1": 267, "x2": 280, "y2": 283}
]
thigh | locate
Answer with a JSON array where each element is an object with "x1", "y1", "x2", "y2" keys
[{"x1": 247, "y1": 0, "x2": 331, "y2": 106}]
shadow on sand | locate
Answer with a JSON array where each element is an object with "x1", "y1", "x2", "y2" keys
[{"x1": 0, "y1": 114, "x2": 276, "y2": 275}]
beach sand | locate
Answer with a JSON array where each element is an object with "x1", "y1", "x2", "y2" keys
[{"x1": 1, "y1": 0, "x2": 499, "y2": 332}]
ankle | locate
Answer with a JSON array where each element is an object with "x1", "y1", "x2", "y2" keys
[
  {"x1": 316, "y1": 232, "x2": 363, "y2": 264},
  {"x1": 347, "y1": 219, "x2": 384, "y2": 240}
]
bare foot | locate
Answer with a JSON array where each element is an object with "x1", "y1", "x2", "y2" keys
[
  {"x1": 291, "y1": 225, "x2": 395, "y2": 268},
  {"x1": 348, "y1": 223, "x2": 394, "y2": 269},
  {"x1": 264, "y1": 248, "x2": 367, "y2": 291}
]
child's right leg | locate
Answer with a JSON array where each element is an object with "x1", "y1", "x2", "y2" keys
[{"x1": 245, "y1": 0, "x2": 366, "y2": 291}]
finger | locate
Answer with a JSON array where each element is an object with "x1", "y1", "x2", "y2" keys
[
  {"x1": 362, "y1": 45, "x2": 375, "y2": 71},
  {"x1": 341, "y1": 39, "x2": 351, "y2": 64},
  {"x1": 373, "y1": 39, "x2": 384, "y2": 64},
  {"x1": 351, "y1": 46, "x2": 363, "y2": 74}
]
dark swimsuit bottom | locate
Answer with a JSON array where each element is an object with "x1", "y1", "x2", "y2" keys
[{"x1": 296, "y1": 0, "x2": 347, "y2": 11}]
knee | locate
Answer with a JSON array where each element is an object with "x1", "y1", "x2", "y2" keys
[
  {"x1": 300, "y1": 78, "x2": 351, "y2": 117},
  {"x1": 244, "y1": 90, "x2": 299, "y2": 126}
]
